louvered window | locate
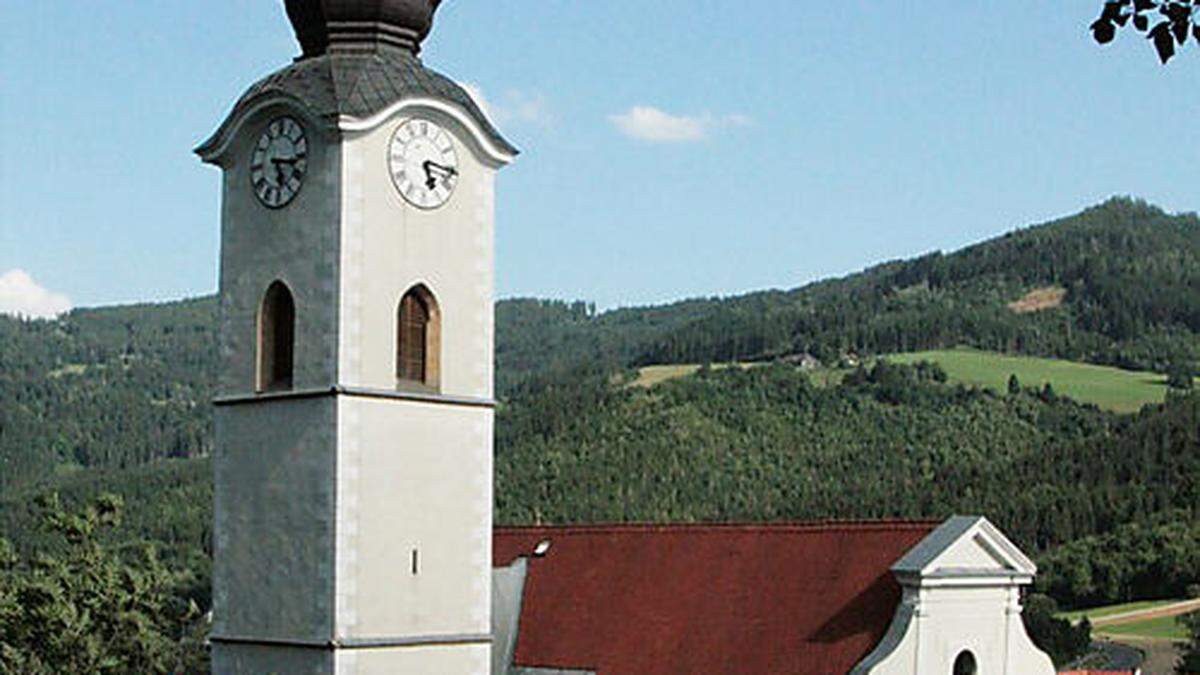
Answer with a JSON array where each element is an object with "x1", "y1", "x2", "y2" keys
[{"x1": 397, "y1": 291, "x2": 429, "y2": 383}]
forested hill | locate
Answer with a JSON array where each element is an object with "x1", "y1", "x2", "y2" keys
[
  {"x1": 1, "y1": 196, "x2": 1197, "y2": 493},
  {"x1": 0, "y1": 298, "x2": 214, "y2": 493},
  {"x1": 498, "y1": 197, "x2": 1200, "y2": 384}
]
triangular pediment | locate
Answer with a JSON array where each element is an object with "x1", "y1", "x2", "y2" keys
[{"x1": 891, "y1": 516, "x2": 1035, "y2": 579}]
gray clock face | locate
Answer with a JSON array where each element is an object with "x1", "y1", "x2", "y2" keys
[
  {"x1": 251, "y1": 116, "x2": 308, "y2": 209},
  {"x1": 389, "y1": 118, "x2": 458, "y2": 209}
]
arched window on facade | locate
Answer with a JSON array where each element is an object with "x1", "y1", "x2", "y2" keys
[
  {"x1": 952, "y1": 650, "x2": 977, "y2": 675},
  {"x1": 257, "y1": 280, "x2": 295, "y2": 392},
  {"x1": 396, "y1": 284, "x2": 440, "y2": 390}
]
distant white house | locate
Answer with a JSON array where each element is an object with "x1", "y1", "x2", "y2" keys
[{"x1": 783, "y1": 352, "x2": 822, "y2": 370}]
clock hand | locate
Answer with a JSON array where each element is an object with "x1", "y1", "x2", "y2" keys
[
  {"x1": 422, "y1": 160, "x2": 458, "y2": 189},
  {"x1": 270, "y1": 156, "x2": 301, "y2": 185}
]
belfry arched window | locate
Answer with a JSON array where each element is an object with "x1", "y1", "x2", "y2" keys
[
  {"x1": 952, "y1": 650, "x2": 977, "y2": 675},
  {"x1": 396, "y1": 284, "x2": 440, "y2": 390},
  {"x1": 257, "y1": 280, "x2": 295, "y2": 392}
]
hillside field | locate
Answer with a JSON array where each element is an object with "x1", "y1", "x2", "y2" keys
[
  {"x1": 634, "y1": 349, "x2": 1185, "y2": 413},
  {"x1": 886, "y1": 348, "x2": 1187, "y2": 413}
]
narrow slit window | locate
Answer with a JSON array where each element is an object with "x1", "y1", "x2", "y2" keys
[{"x1": 257, "y1": 280, "x2": 295, "y2": 392}]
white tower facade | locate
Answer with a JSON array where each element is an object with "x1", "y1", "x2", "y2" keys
[{"x1": 197, "y1": 2, "x2": 515, "y2": 672}]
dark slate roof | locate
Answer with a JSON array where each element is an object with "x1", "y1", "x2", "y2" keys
[
  {"x1": 493, "y1": 520, "x2": 939, "y2": 675},
  {"x1": 890, "y1": 515, "x2": 981, "y2": 573},
  {"x1": 197, "y1": 49, "x2": 515, "y2": 158}
]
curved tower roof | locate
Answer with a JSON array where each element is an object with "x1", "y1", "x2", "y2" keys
[{"x1": 197, "y1": 0, "x2": 515, "y2": 161}]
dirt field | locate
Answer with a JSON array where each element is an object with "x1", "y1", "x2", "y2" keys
[
  {"x1": 1007, "y1": 285, "x2": 1066, "y2": 313},
  {"x1": 1094, "y1": 598, "x2": 1200, "y2": 628}
]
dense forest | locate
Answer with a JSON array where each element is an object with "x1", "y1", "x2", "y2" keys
[
  {"x1": 1, "y1": 197, "x2": 1199, "y2": 669},
  {"x1": 495, "y1": 360, "x2": 1200, "y2": 605},
  {"x1": 2, "y1": 361, "x2": 1197, "y2": 670},
  {"x1": 0, "y1": 298, "x2": 215, "y2": 493},
  {"x1": 3, "y1": 197, "x2": 1197, "y2": 493}
]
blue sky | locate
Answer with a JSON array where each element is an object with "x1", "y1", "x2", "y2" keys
[{"x1": 0, "y1": 1, "x2": 1196, "y2": 316}]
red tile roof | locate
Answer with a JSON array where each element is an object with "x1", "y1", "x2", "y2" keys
[{"x1": 493, "y1": 521, "x2": 938, "y2": 675}]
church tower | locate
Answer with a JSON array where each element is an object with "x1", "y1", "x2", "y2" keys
[{"x1": 196, "y1": 2, "x2": 515, "y2": 672}]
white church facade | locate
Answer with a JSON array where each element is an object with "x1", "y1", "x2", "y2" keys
[{"x1": 196, "y1": 2, "x2": 1057, "y2": 673}]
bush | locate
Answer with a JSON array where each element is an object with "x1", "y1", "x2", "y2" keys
[
  {"x1": 1023, "y1": 593, "x2": 1091, "y2": 667},
  {"x1": 1168, "y1": 362, "x2": 1195, "y2": 391}
]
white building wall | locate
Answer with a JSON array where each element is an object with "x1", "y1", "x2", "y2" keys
[
  {"x1": 852, "y1": 516, "x2": 1056, "y2": 675},
  {"x1": 856, "y1": 585, "x2": 1053, "y2": 674},
  {"x1": 335, "y1": 396, "x2": 493, "y2": 642},
  {"x1": 331, "y1": 106, "x2": 498, "y2": 670},
  {"x1": 338, "y1": 108, "x2": 495, "y2": 398},
  {"x1": 336, "y1": 643, "x2": 490, "y2": 675}
]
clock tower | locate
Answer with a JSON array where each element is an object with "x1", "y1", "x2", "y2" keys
[{"x1": 196, "y1": 2, "x2": 515, "y2": 673}]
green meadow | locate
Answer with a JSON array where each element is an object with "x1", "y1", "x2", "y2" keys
[
  {"x1": 885, "y1": 348, "x2": 1183, "y2": 413},
  {"x1": 1095, "y1": 613, "x2": 1194, "y2": 641}
]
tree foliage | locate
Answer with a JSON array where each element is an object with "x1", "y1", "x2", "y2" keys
[
  {"x1": 1023, "y1": 593, "x2": 1092, "y2": 667},
  {"x1": 1179, "y1": 609, "x2": 1200, "y2": 674},
  {"x1": 1035, "y1": 514, "x2": 1200, "y2": 605},
  {"x1": 497, "y1": 363, "x2": 1199, "y2": 592},
  {"x1": 0, "y1": 494, "x2": 207, "y2": 674},
  {"x1": 1091, "y1": 0, "x2": 1199, "y2": 63},
  {"x1": 3, "y1": 199, "x2": 1197, "y2": 495},
  {"x1": 1169, "y1": 361, "x2": 1196, "y2": 390}
]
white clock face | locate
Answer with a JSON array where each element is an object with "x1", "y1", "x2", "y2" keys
[
  {"x1": 389, "y1": 119, "x2": 459, "y2": 209},
  {"x1": 251, "y1": 116, "x2": 307, "y2": 209}
]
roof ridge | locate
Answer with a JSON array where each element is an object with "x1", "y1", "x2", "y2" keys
[{"x1": 494, "y1": 519, "x2": 941, "y2": 536}]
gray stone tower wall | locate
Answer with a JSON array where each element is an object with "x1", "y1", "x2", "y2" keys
[{"x1": 201, "y1": 80, "x2": 511, "y2": 675}]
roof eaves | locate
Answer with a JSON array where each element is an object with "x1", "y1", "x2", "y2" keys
[{"x1": 974, "y1": 517, "x2": 1037, "y2": 575}]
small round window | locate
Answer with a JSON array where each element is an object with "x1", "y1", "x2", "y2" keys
[{"x1": 952, "y1": 650, "x2": 977, "y2": 675}]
